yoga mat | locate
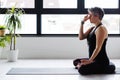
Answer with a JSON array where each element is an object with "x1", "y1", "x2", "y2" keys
[
  {"x1": 6, "y1": 67, "x2": 120, "y2": 75},
  {"x1": 115, "y1": 68, "x2": 120, "y2": 74},
  {"x1": 6, "y1": 68, "x2": 79, "y2": 75}
]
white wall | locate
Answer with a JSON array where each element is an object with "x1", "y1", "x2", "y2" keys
[{"x1": 1, "y1": 37, "x2": 120, "y2": 59}]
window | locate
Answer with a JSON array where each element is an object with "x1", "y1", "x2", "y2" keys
[
  {"x1": 0, "y1": 0, "x2": 35, "y2": 8},
  {"x1": 103, "y1": 14, "x2": 120, "y2": 34},
  {"x1": 43, "y1": 0, "x2": 77, "y2": 8},
  {"x1": 0, "y1": 14, "x2": 37, "y2": 34},
  {"x1": 16, "y1": 14, "x2": 37, "y2": 34},
  {"x1": 41, "y1": 0, "x2": 120, "y2": 35},
  {"x1": 0, "y1": 0, "x2": 120, "y2": 36},
  {"x1": 42, "y1": 14, "x2": 82, "y2": 34},
  {"x1": 85, "y1": 0, "x2": 119, "y2": 9},
  {"x1": 42, "y1": 14, "x2": 120, "y2": 34}
]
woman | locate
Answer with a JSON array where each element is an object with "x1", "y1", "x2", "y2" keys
[{"x1": 73, "y1": 7, "x2": 115, "y2": 75}]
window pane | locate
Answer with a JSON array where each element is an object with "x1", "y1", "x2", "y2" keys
[
  {"x1": 43, "y1": 0, "x2": 77, "y2": 8},
  {"x1": 103, "y1": 15, "x2": 120, "y2": 34},
  {"x1": 41, "y1": 14, "x2": 119, "y2": 34},
  {"x1": 0, "y1": 0, "x2": 35, "y2": 8},
  {"x1": 42, "y1": 14, "x2": 89, "y2": 34},
  {"x1": 16, "y1": 14, "x2": 37, "y2": 34},
  {"x1": 0, "y1": 14, "x2": 37, "y2": 34},
  {"x1": 85, "y1": 0, "x2": 119, "y2": 9}
]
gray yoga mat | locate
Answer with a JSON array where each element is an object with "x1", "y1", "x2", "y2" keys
[
  {"x1": 6, "y1": 67, "x2": 120, "y2": 75},
  {"x1": 6, "y1": 68, "x2": 79, "y2": 75}
]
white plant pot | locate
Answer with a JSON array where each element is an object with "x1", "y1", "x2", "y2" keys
[{"x1": 7, "y1": 49, "x2": 19, "y2": 62}]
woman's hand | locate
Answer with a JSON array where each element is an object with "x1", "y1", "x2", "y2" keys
[
  {"x1": 83, "y1": 14, "x2": 90, "y2": 22},
  {"x1": 81, "y1": 59, "x2": 93, "y2": 65}
]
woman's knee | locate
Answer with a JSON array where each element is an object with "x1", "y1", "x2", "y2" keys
[{"x1": 78, "y1": 66, "x2": 89, "y2": 75}]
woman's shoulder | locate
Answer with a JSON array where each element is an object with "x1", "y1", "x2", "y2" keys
[
  {"x1": 97, "y1": 25, "x2": 107, "y2": 32},
  {"x1": 95, "y1": 25, "x2": 108, "y2": 38}
]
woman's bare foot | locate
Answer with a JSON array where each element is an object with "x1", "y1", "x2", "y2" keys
[{"x1": 75, "y1": 63, "x2": 81, "y2": 69}]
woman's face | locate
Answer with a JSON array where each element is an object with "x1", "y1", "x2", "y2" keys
[{"x1": 88, "y1": 11, "x2": 98, "y2": 23}]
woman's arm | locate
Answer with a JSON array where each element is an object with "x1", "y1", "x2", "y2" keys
[
  {"x1": 78, "y1": 24, "x2": 94, "y2": 40},
  {"x1": 78, "y1": 15, "x2": 94, "y2": 40}
]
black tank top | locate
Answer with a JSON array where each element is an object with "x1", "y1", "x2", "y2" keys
[{"x1": 87, "y1": 23, "x2": 109, "y2": 65}]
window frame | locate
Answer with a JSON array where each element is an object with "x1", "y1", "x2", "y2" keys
[{"x1": 0, "y1": 0, "x2": 119, "y2": 37}]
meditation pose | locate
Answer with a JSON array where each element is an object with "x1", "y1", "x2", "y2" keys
[{"x1": 73, "y1": 7, "x2": 115, "y2": 75}]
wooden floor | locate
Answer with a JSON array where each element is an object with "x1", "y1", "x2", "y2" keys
[{"x1": 0, "y1": 59, "x2": 120, "y2": 80}]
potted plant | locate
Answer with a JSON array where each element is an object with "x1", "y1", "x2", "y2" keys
[
  {"x1": 5, "y1": 5, "x2": 25, "y2": 62},
  {"x1": 0, "y1": 25, "x2": 6, "y2": 37}
]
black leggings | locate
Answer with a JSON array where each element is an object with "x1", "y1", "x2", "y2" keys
[{"x1": 73, "y1": 58, "x2": 116, "y2": 75}]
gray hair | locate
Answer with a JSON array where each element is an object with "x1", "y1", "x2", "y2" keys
[{"x1": 88, "y1": 7, "x2": 104, "y2": 20}]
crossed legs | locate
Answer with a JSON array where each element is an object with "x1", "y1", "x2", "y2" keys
[{"x1": 73, "y1": 58, "x2": 116, "y2": 75}]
